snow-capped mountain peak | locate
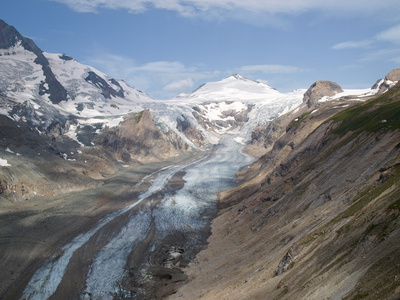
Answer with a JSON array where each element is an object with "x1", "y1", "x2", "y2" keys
[
  {"x1": 0, "y1": 19, "x2": 152, "y2": 119},
  {"x1": 229, "y1": 73, "x2": 247, "y2": 80},
  {"x1": 173, "y1": 74, "x2": 281, "y2": 103}
]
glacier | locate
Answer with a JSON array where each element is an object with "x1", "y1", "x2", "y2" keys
[{"x1": 22, "y1": 134, "x2": 255, "y2": 299}]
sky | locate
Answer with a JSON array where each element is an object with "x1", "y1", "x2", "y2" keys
[{"x1": 1, "y1": 0, "x2": 400, "y2": 99}]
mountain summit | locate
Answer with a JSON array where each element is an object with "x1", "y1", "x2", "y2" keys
[
  {"x1": 0, "y1": 19, "x2": 68, "y2": 104},
  {"x1": 303, "y1": 80, "x2": 343, "y2": 108},
  {"x1": 174, "y1": 74, "x2": 281, "y2": 102}
]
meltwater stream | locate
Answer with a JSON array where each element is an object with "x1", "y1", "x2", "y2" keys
[{"x1": 22, "y1": 135, "x2": 254, "y2": 299}]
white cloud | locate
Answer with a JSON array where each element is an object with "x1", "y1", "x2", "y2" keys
[
  {"x1": 238, "y1": 64, "x2": 307, "y2": 74},
  {"x1": 49, "y1": 0, "x2": 400, "y2": 22},
  {"x1": 333, "y1": 23, "x2": 400, "y2": 51},
  {"x1": 163, "y1": 78, "x2": 194, "y2": 92},
  {"x1": 376, "y1": 24, "x2": 400, "y2": 44},
  {"x1": 87, "y1": 54, "x2": 189, "y2": 78},
  {"x1": 332, "y1": 23, "x2": 400, "y2": 66},
  {"x1": 135, "y1": 61, "x2": 190, "y2": 74},
  {"x1": 85, "y1": 52, "x2": 311, "y2": 97},
  {"x1": 332, "y1": 40, "x2": 373, "y2": 50},
  {"x1": 359, "y1": 47, "x2": 400, "y2": 63},
  {"x1": 84, "y1": 52, "x2": 219, "y2": 98},
  {"x1": 333, "y1": 24, "x2": 400, "y2": 51}
]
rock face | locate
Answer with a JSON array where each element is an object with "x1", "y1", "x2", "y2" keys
[
  {"x1": 385, "y1": 68, "x2": 400, "y2": 82},
  {"x1": 372, "y1": 68, "x2": 400, "y2": 95},
  {"x1": 95, "y1": 110, "x2": 189, "y2": 163},
  {"x1": 303, "y1": 80, "x2": 343, "y2": 108},
  {"x1": 176, "y1": 115, "x2": 206, "y2": 147},
  {"x1": 85, "y1": 71, "x2": 125, "y2": 99},
  {"x1": 0, "y1": 19, "x2": 68, "y2": 104}
]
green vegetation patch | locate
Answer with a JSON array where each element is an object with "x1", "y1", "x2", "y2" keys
[
  {"x1": 133, "y1": 110, "x2": 145, "y2": 124},
  {"x1": 339, "y1": 163, "x2": 400, "y2": 220},
  {"x1": 344, "y1": 248, "x2": 400, "y2": 300},
  {"x1": 330, "y1": 85, "x2": 400, "y2": 136},
  {"x1": 286, "y1": 111, "x2": 312, "y2": 132}
]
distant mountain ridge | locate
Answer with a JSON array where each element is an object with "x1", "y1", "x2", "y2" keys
[{"x1": 0, "y1": 19, "x2": 152, "y2": 116}]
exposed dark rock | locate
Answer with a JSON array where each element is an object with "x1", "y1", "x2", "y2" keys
[
  {"x1": 0, "y1": 20, "x2": 23, "y2": 50},
  {"x1": 192, "y1": 102, "x2": 252, "y2": 133},
  {"x1": 9, "y1": 100, "x2": 68, "y2": 137},
  {"x1": 39, "y1": 65, "x2": 68, "y2": 104},
  {"x1": 274, "y1": 249, "x2": 294, "y2": 277},
  {"x1": 95, "y1": 110, "x2": 188, "y2": 162},
  {"x1": 109, "y1": 78, "x2": 125, "y2": 97},
  {"x1": 372, "y1": 68, "x2": 400, "y2": 95},
  {"x1": 176, "y1": 115, "x2": 205, "y2": 147},
  {"x1": 85, "y1": 71, "x2": 124, "y2": 99},
  {"x1": 251, "y1": 120, "x2": 279, "y2": 149},
  {"x1": 59, "y1": 53, "x2": 74, "y2": 61},
  {"x1": 372, "y1": 79, "x2": 390, "y2": 93},
  {"x1": 0, "y1": 19, "x2": 68, "y2": 104}
]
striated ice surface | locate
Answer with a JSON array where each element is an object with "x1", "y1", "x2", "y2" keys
[
  {"x1": 84, "y1": 210, "x2": 152, "y2": 299},
  {"x1": 155, "y1": 135, "x2": 254, "y2": 235}
]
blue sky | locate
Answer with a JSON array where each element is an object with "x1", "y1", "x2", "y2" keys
[{"x1": 2, "y1": 0, "x2": 400, "y2": 99}]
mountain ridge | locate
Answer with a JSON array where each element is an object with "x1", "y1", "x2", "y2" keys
[{"x1": 0, "y1": 19, "x2": 68, "y2": 104}]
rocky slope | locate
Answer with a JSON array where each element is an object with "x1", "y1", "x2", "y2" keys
[
  {"x1": 94, "y1": 109, "x2": 190, "y2": 163},
  {"x1": 247, "y1": 75, "x2": 388, "y2": 155},
  {"x1": 171, "y1": 78, "x2": 400, "y2": 300}
]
